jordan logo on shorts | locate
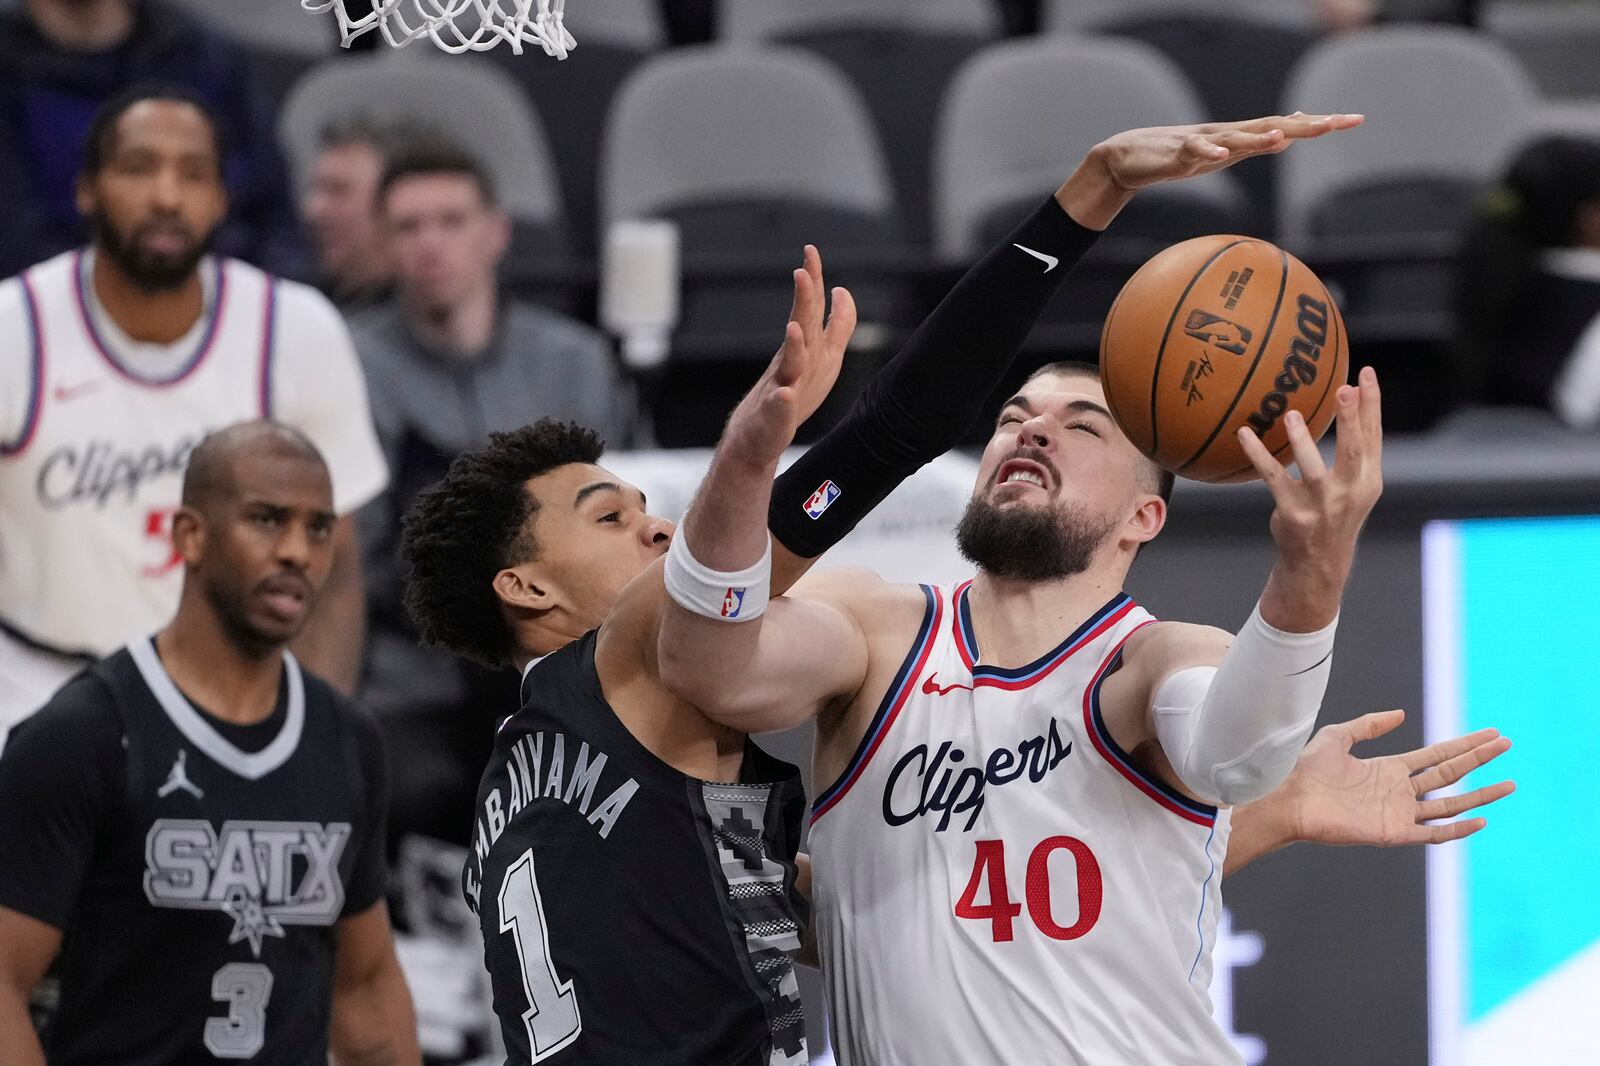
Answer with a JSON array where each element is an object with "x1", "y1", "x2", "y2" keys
[{"x1": 157, "y1": 749, "x2": 204, "y2": 800}]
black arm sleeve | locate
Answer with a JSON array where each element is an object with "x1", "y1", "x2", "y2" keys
[
  {"x1": 0, "y1": 677, "x2": 122, "y2": 929},
  {"x1": 769, "y1": 195, "x2": 1098, "y2": 557}
]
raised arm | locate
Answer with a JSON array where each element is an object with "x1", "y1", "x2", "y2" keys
[
  {"x1": 656, "y1": 268, "x2": 871, "y2": 734},
  {"x1": 769, "y1": 112, "x2": 1364, "y2": 592},
  {"x1": 1123, "y1": 367, "x2": 1385, "y2": 807}
]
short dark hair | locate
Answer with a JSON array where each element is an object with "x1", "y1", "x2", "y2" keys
[
  {"x1": 1025, "y1": 359, "x2": 1175, "y2": 507},
  {"x1": 317, "y1": 114, "x2": 441, "y2": 160},
  {"x1": 378, "y1": 137, "x2": 499, "y2": 210},
  {"x1": 182, "y1": 421, "x2": 327, "y2": 512},
  {"x1": 402, "y1": 420, "x2": 604, "y2": 668},
  {"x1": 82, "y1": 84, "x2": 226, "y2": 178}
]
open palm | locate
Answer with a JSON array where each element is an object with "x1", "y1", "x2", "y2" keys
[{"x1": 1283, "y1": 709, "x2": 1515, "y2": 848}]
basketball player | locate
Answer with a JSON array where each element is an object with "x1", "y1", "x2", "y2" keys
[
  {"x1": 401, "y1": 113, "x2": 1510, "y2": 1063},
  {"x1": 657, "y1": 348, "x2": 1381, "y2": 1063},
  {"x1": 0, "y1": 422, "x2": 418, "y2": 1065},
  {"x1": 0, "y1": 85, "x2": 388, "y2": 743}
]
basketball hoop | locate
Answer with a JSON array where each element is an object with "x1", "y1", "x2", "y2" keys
[{"x1": 302, "y1": 0, "x2": 576, "y2": 58}]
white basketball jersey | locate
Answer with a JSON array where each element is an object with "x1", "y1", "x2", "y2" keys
[
  {"x1": 810, "y1": 582, "x2": 1240, "y2": 1066},
  {"x1": 0, "y1": 249, "x2": 279, "y2": 661}
]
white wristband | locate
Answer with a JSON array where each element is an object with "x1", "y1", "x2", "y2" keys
[{"x1": 663, "y1": 533, "x2": 771, "y2": 623}]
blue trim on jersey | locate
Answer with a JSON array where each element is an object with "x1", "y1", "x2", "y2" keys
[
  {"x1": 1088, "y1": 653, "x2": 1219, "y2": 822},
  {"x1": 1, "y1": 272, "x2": 45, "y2": 456},
  {"x1": 811, "y1": 584, "x2": 938, "y2": 814},
  {"x1": 73, "y1": 250, "x2": 225, "y2": 386},
  {"x1": 1190, "y1": 821, "x2": 1220, "y2": 980},
  {"x1": 961, "y1": 586, "x2": 1132, "y2": 682},
  {"x1": 259, "y1": 276, "x2": 278, "y2": 418}
]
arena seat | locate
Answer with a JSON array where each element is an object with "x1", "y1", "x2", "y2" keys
[
  {"x1": 1484, "y1": 0, "x2": 1600, "y2": 99},
  {"x1": 1082, "y1": 12, "x2": 1320, "y2": 236},
  {"x1": 601, "y1": 43, "x2": 904, "y2": 444},
  {"x1": 278, "y1": 53, "x2": 569, "y2": 295},
  {"x1": 721, "y1": 0, "x2": 998, "y2": 249},
  {"x1": 932, "y1": 35, "x2": 1252, "y2": 367},
  {"x1": 164, "y1": 0, "x2": 337, "y2": 57}
]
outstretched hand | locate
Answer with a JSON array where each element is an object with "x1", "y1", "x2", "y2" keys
[
  {"x1": 1060, "y1": 112, "x2": 1364, "y2": 230},
  {"x1": 1282, "y1": 709, "x2": 1515, "y2": 848},
  {"x1": 723, "y1": 245, "x2": 857, "y2": 467}
]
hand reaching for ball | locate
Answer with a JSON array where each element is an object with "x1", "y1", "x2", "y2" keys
[{"x1": 1058, "y1": 113, "x2": 1365, "y2": 231}]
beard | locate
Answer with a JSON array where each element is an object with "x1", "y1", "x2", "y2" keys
[
  {"x1": 955, "y1": 494, "x2": 1118, "y2": 581},
  {"x1": 91, "y1": 209, "x2": 213, "y2": 292}
]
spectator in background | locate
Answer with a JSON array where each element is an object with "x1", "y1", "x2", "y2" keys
[
  {"x1": 304, "y1": 116, "x2": 423, "y2": 312},
  {"x1": 0, "y1": 86, "x2": 386, "y2": 746},
  {"x1": 1453, "y1": 136, "x2": 1600, "y2": 424},
  {"x1": 351, "y1": 136, "x2": 624, "y2": 846},
  {"x1": 350, "y1": 137, "x2": 625, "y2": 1060},
  {"x1": 0, "y1": 0, "x2": 303, "y2": 278}
]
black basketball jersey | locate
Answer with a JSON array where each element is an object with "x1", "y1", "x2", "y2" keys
[
  {"x1": 464, "y1": 630, "x2": 809, "y2": 1066},
  {"x1": 0, "y1": 638, "x2": 388, "y2": 1064}
]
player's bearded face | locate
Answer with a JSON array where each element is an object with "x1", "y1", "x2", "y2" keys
[
  {"x1": 955, "y1": 491, "x2": 1118, "y2": 581},
  {"x1": 91, "y1": 206, "x2": 215, "y2": 292}
]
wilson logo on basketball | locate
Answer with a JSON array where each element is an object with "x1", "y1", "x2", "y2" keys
[{"x1": 1245, "y1": 294, "x2": 1329, "y2": 436}]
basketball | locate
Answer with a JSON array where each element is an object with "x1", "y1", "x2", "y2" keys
[{"x1": 1099, "y1": 235, "x2": 1349, "y2": 484}]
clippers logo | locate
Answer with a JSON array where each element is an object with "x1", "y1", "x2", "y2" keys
[
  {"x1": 722, "y1": 586, "x2": 747, "y2": 619},
  {"x1": 1184, "y1": 309, "x2": 1253, "y2": 357},
  {"x1": 804, "y1": 479, "x2": 842, "y2": 520}
]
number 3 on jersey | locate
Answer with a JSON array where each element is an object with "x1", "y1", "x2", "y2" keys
[
  {"x1": 955, "y1": 836, "x2": 1103, "y2": 942},
  {"x1": 499, "y1": 849, "x2": 583, "y2": 1061}
]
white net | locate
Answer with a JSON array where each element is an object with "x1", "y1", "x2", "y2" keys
[{"x1": 302, "y1": 0, "x2": 576, "y2": 58}]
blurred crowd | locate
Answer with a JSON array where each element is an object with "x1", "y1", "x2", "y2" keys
[{"x1": 0, "y1": 0, "x2": 1596, "y2": 1060}]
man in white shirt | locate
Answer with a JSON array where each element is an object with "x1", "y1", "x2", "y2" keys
[{"x1": 0, "y1": 85, "x2": 388, "y2": 746}]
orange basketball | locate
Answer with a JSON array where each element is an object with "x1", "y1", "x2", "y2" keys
[{"x1": 1098, "y1": 235, "x2": 1349, "y2": 484}]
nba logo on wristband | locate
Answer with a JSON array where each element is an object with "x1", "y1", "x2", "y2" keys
[
  {"x1": 804, "y1": 480, "x2": 842, "y2": 519},
  {"x1": 722, "y1": 587, "x2": 747, "y2": 618}
]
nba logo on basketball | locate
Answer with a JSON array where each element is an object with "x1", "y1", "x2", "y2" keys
[
  {"x1": 804, "y1": 480, "x2": 842, "y2": 519},
  {"x1": 722, "y1": 587, "x2": 746, "y2": 618}
]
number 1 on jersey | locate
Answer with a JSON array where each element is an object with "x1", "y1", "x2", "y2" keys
[
  {"x1": 955, "y1": 836, "x2": 1103, "y2": 943},
  {"x1": 498, "y1": 848, "x2": 583, "y2": 1061}
]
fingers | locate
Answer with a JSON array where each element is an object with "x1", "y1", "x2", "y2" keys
[
  {"x1": 1235, "y1": 424, "x2": 1289, "y2": 489},
  {"x1": 1283, "y1": 410, "x2": 1328, "y2": 482},
  {"x1": 1183, "y1": 133, "x2": 1228, "y2": 165},
  {"x1": 1411, "y1": 735, "x2": 1512, "y2": 793},
  {"x1": 1334, "y1": 708, "x2": 1406, "y2": 746},
  {"x1": 1358, "y1": 365, "x2": 1383, "y2": 463},
  {"x1": 824, "y1": 285, "x2": 858, "y2": 355},
  {"x1": 1202, "y1": 128, "x2": 1286, "y2": 161},
  {"x1": 1412, "y1": 817, "x2": 1488, "y2": 846},
  {"x1": 1418, "y1": 780, "x2": 1516, "y2": 822},
  {"x1": 1331, "y1": 383, "x2": 1363, "y2": 476},
  {"x1": 771, "y1": 319, "x2": 806, "y2": 388},
  {"x1": 1398, "y1": 726, "x2": 1501, "y2": 773}
]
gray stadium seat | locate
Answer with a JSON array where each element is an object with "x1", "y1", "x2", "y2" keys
[
  {"x1": 1484, "y1": 0, "x2": 1600, "y2": 99},
  {"x1": 721, "y1": 0, "x2": 999, "y2": 41},
  {"x1": 934, "y1": 35, "x2": 1250, "y2": 261},
  {"x1": 562, "y1": 0, "x2": 666, "y2": 50},
  {"x1": 278, "y1": 53, "x2": 562, "y2": 239},
  {"x1": 600, "y1": 43, "x2": 901, "y2": 443},
  {"x1": 721, "y1": 0, "x2": 998, "y2": 247},
  {"x1": 164, "y1": 0, "x2": 337, "y2": 57},
  {"x1": 1277, "y1": 25, "x2": 1537, "y2": 248}
]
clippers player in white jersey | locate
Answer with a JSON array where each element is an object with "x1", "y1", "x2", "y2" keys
[
  {"x1": 0, "y1": 422, "x2": 417, "y2": 1064},
  {"x1": 405, "y1": 114, "x2": 1514, "y2": 1062},
  {"x1": 656, "y1": 296, "x2": 1385, "y2": 1058},
  {"x1": 0, "y1": 86, "x2": 387, "y2": 743}
]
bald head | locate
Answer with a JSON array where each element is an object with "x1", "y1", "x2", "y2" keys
[{"x1": 182, "y1": 421, "x2": 328, "y2": 513}]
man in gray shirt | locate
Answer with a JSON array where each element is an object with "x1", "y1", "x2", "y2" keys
[{"x1": 351, "y1": 137, "x2": 626, "y2": 870}]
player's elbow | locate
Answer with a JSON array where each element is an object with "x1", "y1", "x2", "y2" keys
[
  {"x1": 657, "y1": 630, "x2": 751, "y2": 722},
  {"x1": 1178, "y1": 716, "x2": 1317, "y2": 806}
]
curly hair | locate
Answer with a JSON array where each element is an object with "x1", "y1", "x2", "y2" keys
[{"x1": 401, "y1": 420, "x2": 604, "y2": 668}]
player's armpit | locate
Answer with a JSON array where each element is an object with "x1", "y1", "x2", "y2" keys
[
  {"x1": 0, "y1": 906, "x2": 59, "y2": 1066},
  {"x1": 330, "y1": 901, "x2": 420, "y2": 1066}
]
